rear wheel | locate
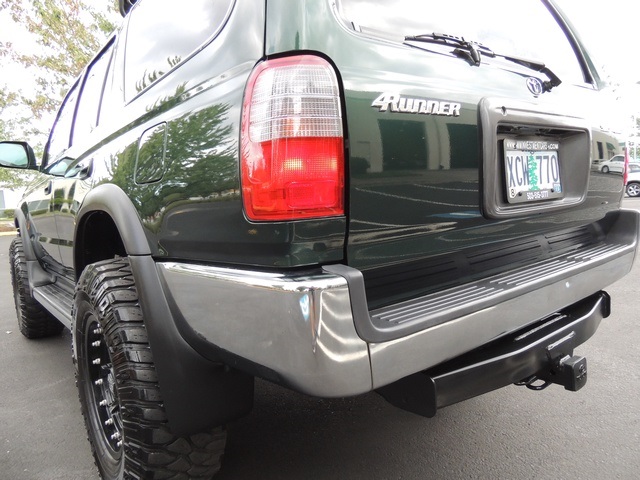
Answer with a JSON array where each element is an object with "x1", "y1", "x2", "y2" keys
[
  {"x1": 9, "y1": 237, "x2": 63, "y2": 338},
  {"x1": 627, "y1": 182, "x2": 640, "y2": 197},
  {"x1": 73, "y1": 258, "x2": 226, "y2": 479}
]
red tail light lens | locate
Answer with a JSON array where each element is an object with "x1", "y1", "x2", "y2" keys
[{"x1": 241, "y1": 55, "x2": 345, "y2": 221}]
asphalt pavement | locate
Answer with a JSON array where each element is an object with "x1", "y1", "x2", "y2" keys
[{"x1": 1, "y1": 201, "x2": 639, "y2": 479}]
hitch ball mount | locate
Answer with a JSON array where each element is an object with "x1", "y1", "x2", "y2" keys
[{"x1": 517, "y1": 330, "x2": 588, "y2": 392}]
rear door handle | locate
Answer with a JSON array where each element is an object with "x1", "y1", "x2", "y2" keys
[{"x1": 44, "y1": 181, "x2": 52, "y2": 195}]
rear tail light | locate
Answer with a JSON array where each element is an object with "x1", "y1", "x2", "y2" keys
[{"x1": 241, "y1": 55, "x2": 345, "y2": 221}]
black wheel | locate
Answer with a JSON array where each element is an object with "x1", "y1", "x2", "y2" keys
[
  {"x1": 9, "y1": 237, "x2": 63, "y2": 338},
  {"x1": 627, "y1": 182, "x2": 640, "y2": 197},
  {"x1": 601, "y1": 166, "x2": 610, "y2": 173},
  {"x1": 73, "y1": 258, "x2": 226, "y2": 479}
]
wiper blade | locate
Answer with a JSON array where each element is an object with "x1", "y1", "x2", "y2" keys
[
  {"x1": 404, "y1": 33, "x2": 489, "y2": 66},
  {"x1": 404, "y1": 32, "x2": 562, "y2": 92}
]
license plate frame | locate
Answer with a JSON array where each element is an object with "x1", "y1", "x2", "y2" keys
[{"x1": 503, "y1": 138, "x2": 563, "y2": 204}]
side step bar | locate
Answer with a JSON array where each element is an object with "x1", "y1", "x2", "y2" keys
[
  {"x1": 377, "y1": 291, "x2": 609, "y2": 418},
  {"x1": 32, "y1": 282, "x2": 74, "y2": 329}
]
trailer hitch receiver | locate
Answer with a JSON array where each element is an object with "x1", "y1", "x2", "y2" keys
[
  {"x1": 559, "y1": 355, "x2": 587, "y2": 391},
  {"x1": 541, "y1": 354, "x2": 588, "y2": 391},
  {"x1": 535, "y1": 329, "x2": 588, "y2": 391}
]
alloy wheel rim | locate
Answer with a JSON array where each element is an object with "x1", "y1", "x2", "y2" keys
[{"x1": 86, "y1": 316, "x2": 123, "y2": 455}]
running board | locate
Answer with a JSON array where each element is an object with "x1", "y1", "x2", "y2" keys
[{"x1": 32, "y1": 283, "x2": 74, "y2": 329}]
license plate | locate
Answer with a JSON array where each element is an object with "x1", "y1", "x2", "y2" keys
[{"x1": 504, "y1": 139, "x2": 563, "y2": 204}]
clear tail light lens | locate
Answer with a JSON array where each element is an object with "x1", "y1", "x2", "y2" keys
[{"x1": 241, "y1": 55, "x2": 345, "y2": 221}]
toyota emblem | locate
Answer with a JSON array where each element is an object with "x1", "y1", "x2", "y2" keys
[{"x1": 526, "y1": 77, "x2": 544, "y2": 96}]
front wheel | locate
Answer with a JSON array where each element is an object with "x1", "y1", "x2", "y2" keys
[
  {"x1": 73, "y1": 258, "x2": 226, "y2": 479},
  {"x1": 9, "y1": 237, "x2": 63, "y2": 338},
  {"x1": 627, "y1": 182, "x2": 640, "y2": 197},
  {"x1": 601, "y1": 165, "x2": 610, "y2": 173}
]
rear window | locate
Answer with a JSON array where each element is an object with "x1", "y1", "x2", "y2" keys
[{"x1": 337, "y1": 0, "x2": 586, "y2": 85}]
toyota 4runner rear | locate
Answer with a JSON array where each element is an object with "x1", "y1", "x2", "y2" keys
[{"x1": 1, "y1": 0, "x2": 637, "y2": 478}]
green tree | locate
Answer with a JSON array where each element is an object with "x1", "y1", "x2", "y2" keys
[
  {"x1": 0, "y1": 0, "x2": 118, "y2": 137},
  {"x1": 0, "y1": 86, "x2": 35, "y2": 188},
  {"x1": 0, "y1": 90, "x2": 15, "y2": 139},
  {"x1": 0, "y1": 0, "x2": 118, "y2": 187}
]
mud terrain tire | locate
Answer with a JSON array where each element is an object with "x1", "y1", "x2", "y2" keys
[
  {"x1": 9, "y1": 237, "x2": 63, "y2": 338},
  {"x1": 73, "y1": 258, "x2": 226, "y2": 479}
]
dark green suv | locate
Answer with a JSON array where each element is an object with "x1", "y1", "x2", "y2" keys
[{"x1": 1, "y1": 0, "x2": 637, "y2": 478}]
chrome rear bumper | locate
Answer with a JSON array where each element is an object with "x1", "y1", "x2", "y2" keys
[{"x1": 158, "y1": 210, "x2": 639, "y2": 397}]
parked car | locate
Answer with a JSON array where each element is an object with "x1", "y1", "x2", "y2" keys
[
  {"x1": 599, "y1": 154, "x2": 639, "y2": 173},
  {"x1": 1, "y1": 0, "x2": 637, "y2": 478}
]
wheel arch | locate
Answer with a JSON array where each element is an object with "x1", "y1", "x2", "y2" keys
[
  {"x1": 13, "y1": 207, "x2": 37, "y2": 261},
  {"x1": 74, "y1": 183, "x2": 254, "y2": 435},
  {"x1": 74, "y1": 183, "x2": 151, "y2": 280},
  {"x1": 12, "y1": 206, "x2": 59, "y2": 293}
]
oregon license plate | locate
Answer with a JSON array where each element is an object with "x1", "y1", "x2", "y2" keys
[{"x1": 504, "y1": 139, "x2": 563, "y2": 204}]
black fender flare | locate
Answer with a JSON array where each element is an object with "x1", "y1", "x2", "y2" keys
[
  {"x1": 75, "y1": 184, "x2": 253, "y2": 435},
  {"x1": 13, "y1": 206, "x2": 56, "y2": 292},
  {"x1": 75, "y1": 183, "x2": 152, "y2": 261},
  {"x1": 13, "y1": 207, "x2": 36, "y2": 260}
]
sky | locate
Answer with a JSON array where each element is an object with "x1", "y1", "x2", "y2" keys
[{"x1": 555, "y1": 0, "x2": 640, "y2": 85}]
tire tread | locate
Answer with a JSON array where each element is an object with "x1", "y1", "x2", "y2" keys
[
  {"x1": 9, "y1": 237, "x2": 63, "y2": 339},
  {"x1": 74, "y1": 258, "x2": 225, "y2": 479}
]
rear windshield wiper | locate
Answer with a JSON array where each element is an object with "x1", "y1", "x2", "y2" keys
[
  {"x1": 404, "y1": 33, "x2": 490, "y2": 66},
  {"x1": 404, "y1": 33, "x2": 561, "y2": 92}
]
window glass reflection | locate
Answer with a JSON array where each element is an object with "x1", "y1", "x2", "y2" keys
[
  {"x1": 124, "y1": 0, "x2": 233, "y2": 100},
  {"x1": 338, "y1": 0, "x2": 585, "y2": 84}
]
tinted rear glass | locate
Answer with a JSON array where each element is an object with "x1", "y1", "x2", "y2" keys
[{"x1": 337, "y1": 0, "x2": 585, "y2": 84}]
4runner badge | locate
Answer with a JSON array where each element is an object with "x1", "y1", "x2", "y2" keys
[{"x1": 372, "y1": 93, "x2": 461, "y2": 116}]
